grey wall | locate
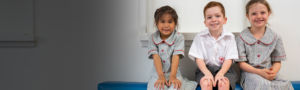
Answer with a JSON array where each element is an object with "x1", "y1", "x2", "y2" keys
[
  {"x1": 0, "y1": 0, "x2": 147, "y2": 90},
  {"x1": 0, "y1": 0, "x2": 299, "y2": 90}
]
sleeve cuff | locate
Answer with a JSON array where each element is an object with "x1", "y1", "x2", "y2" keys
[
  {"x1": 173, "y1": 50, "x2": 184, "y2": 59},
  {"x1": 148, "y1": 50, "x2": 158, "y2": 59},
  {"x1": 271, "y1": 55, "x2": 286, "y2": 61},
  {"x1": 188, "y1": 53, "x2": 203, "y2": 62},
  {"x1": 234, "y1": 56, "x2": 247, "y2": 62}
]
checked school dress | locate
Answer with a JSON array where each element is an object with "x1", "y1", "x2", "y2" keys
[
  {"x1": 235, "y1": 27, "x2": 294, "y2": 90},
  {"x1": 147, "y1": 30, "x2": 197, "y2": 90}
]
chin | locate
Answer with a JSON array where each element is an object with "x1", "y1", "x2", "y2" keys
[
  {"x1": 209, "y1": 28, "x2": 220, "y2": 31},
  {"x1": 253, "y1": 24, "x2": 266, "y2": 28},
  {"x1": 162, "y1": 33, "x2": 171, "y2": 36}
]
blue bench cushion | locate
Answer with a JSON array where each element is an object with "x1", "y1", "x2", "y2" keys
[{"x1": 98, "y1": 81, "x2": 300, "y2": 90}]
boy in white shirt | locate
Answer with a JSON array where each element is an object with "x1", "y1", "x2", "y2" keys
[{"x1": 188, "y1": 1, "x2": 238, "y2": 90}]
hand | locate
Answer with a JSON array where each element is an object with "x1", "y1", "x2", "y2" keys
[
  {"x1": 154, "y1": 77, "x2": 167, "y2": 90},
  {"x1": 259, "y1": 69, "x2": 273, "y2": 80},
  {"x1": 202, "y1": 73, "x2": 215, "y2": 87},
  {"x1": 168, "y1": 76, "x2": 181, "y2": 89},
  {"x1": 268, "y1": 67, "x2": 277, "y2": 80},
  {"x1": 214, "y1": 72, "x2": 228, "y2": 87}
]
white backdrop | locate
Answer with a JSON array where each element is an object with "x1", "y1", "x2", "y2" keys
[{"x1": 146, "y1": 0, "x2": 246, "y2": 33}]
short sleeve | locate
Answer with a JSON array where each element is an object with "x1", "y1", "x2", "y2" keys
[
  {"x1": 225, "y1": 36, "x2": 239, "y2": 60},
  {"x1": 173, "y1": 34, "x2": 185, "y2": 59},
  {"x1": 148, "y1": 35, "x2": 158, "y2": 59},
  {"x1": 235, "y1": 36, "x2": 248, "y2": 62},
  {"x1": 271, "y1": 36, "x2": 286, "y2": 61},
  {"x1": 188, "y1": 35, "x2": 204, "y2": 62}
]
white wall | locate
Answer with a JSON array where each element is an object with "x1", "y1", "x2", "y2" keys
[
  {"x1": 267, "y1": 0, "x2": 300, "y2": 80},
  {"x1": 147, "y1": 0, "x2": 246, "y2": 33},
  {"x1": 0, "y1": 0, "x2": 299, "y2": 90}
]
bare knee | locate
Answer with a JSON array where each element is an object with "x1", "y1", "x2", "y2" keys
[
  {"x1": 218, "y1": 77, "x2": 230, "y2": 90},
  {"x1": 200, "y1": 78, "x2": 212, "y2": 89}
]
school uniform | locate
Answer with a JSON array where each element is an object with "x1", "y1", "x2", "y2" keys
[
  {"x1": 147, "y1": 30, "x2": 197, "y2": 90},
  {"x1": 188, "y1": 29, "x2": 239, "y2": 89},
  {"x1": 235, "y1": 27, "x2": 294, "y2": 90}
]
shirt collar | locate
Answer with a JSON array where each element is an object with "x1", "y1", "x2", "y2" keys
[
  {"x1": 152, "y1": 30, "x2": 177, "y2": 46},
  {"x1": 199, "y1": 29, "x2": 234, "y2": 40},
  {"x1": 240, "y1": 27, "x2": 276, "y2": 45}
]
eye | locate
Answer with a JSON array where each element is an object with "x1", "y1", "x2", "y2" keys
[
  {"x1": 168, "y1": 20, "x2": 173, "y2": 23},
  {"x1": 160, "y1": 20, "x2": 165, "y2": 23},
  {"x1": 216, "y1": 15, "x2": 221, "y2": 18},
  {"x1": 207, "y1": 16, "x2": 212, "y2": 19},
  {"x1": 251, "y1": 12, "x2": 257, "y2": 16},
  {"x1": 261, "y1": 11, "x2": 265, "y2": 15}
]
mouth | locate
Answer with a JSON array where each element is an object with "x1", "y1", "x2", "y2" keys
[
  {"x1": 210, "y1": 22, "x2": 219, "y2": 27},
  {"x1": 161, "y1": 29, "x2": 171, "y2": 32},
  {"x1": 254, "y1": 19, "x2": 265, "y2": 24}
]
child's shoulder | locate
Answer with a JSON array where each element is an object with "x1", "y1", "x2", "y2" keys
[{"x1": 174, "y1": 31, "x2": 184, "y2": 39}]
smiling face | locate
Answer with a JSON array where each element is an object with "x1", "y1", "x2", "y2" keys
[
  {"x1": 247, "y1": 3, "x2": 270, "y2": 29},
  {"x1": 204, "y1": 6, "x2": 227, "y2": 32},
  {"x1": 156, "y1": 13, "x2": 176, "y2": 38}
]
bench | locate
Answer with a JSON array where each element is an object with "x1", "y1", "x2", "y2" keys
[{"x1": 98, "y1": 81, "x2": 300, "y2": 90}]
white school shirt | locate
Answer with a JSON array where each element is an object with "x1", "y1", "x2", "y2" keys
[{"x1": 188, "y1": 29, "x2": 238, "y2": 67}]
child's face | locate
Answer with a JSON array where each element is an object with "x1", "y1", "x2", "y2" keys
[
  {"x1": 157, "y1": 14, "x2": 176, "y2": 38},
  {"x1": 204, "y1": 6, "x2": 227, "y2": 32},
  {"x1": 247, "y1": 3, "x2": 270, "y2": 29}
]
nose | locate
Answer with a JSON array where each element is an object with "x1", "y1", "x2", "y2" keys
[
  {"x1": 212, "y1": 17, "x2": 217, "y2": 22},
  {"x1": 257, "y1": 13, "x2": 262, "y2": 18},
  {"x1": 163, "y1": 23, "x2": 170, "y2": 28}
]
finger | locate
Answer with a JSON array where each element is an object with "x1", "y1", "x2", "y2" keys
[
  {"x1": 212, "y1": 78, "x2": 216, "y2": 87},
  {"x1": 161, "y1": 82, "x2": 164, "y2": 90},
  {"x1": 214, "y1": 77, "x2": 218, "y2": 85},
  {"x1": 174, "y1": 81, "x2": 178, "y2": 89},
  {"x1": 175, "y1": 82, "x2": 178, "y2": 89},
  {"x1": 158, "y1": 82, "x2": 162, "y2": 90},
  {"x1": 166, "y1": 81, "x2": 169, "y2": 86},
  {"x1": 224, "y1": 77, "x2": 229, "y2": 81},
  {"x1": 162, "y1": 82, "x2": 165, "y2": 90},
  {"x1": 219, "y1": 78, "x2": 225, "y2": 86},
  {"x1": 178, "y1": 81, "x2": 181, "y2": 89},
  {"x1": 203, "y1": 79, "x2": 208, "y2": 87},
  {"x1": 154, "y1": 82, "x2": 158, "y2": 88},
  {"x1": 158, "y1": 83, "x2": 161, "y2": 90}
]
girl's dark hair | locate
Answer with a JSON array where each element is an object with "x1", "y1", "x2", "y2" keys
[
  {"x1": 204, "y1": 1, "x2": 226, "y2": 17},
  {"x1": 154, "y1": 5, "x2": 178, "y2": 26},
  {"x1": 246, "y1": 0, "x2": 272, "y2": 15}
]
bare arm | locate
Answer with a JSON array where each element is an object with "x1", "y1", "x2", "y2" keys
[
  {"x1": 170, "y1": 55, "x2": 180, "y2": 77},
  {"x1": 238, "y1": 61, "x2": 261, "y2": 74},
  {"x1": 152, "y1": 54, "x2": 165, "y2": 79},
  {"x1": 218, "y1": 60, "x2": 232, "y2": 75},
  {"x1": 168, "y1": 55, "x2": 182, "y2": 89},
  {"x1": 270, "y1": 61, "x2": 281, "y2": 74},
  {"x1": 195, "y1": 58, "x2": 212, "y2": 75},
  {"x1": 239, "y1": 61, "x2": 273, "y2": 80},
  {"x1": 214, "y1": 60, "x2": 232, "y2": 86},
  {"x1": 195, "y1": 58, "x2": 215, "y2": 86}
]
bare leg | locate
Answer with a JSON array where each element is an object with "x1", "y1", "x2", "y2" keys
[
  {"x1": 218, "y1": 77, "x2": 230, "y2": 90},
  {"x1": 200, "y1": 77, "x2": 213, "y2": 90}
]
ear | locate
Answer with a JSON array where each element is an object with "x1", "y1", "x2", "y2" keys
[
  {"x1": 246, "y1": 14, "x2": 250, "y2": 20},
  {"x1": 224, "y1": 17, "x2": 227, "y2": 24},
  {"x1": 268, "y1": 11, "x2": 271, "y2": 17}
]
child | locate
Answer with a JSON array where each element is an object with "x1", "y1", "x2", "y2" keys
[
  {"x1": 188, "y1": 1, "x2": 238, "y2": 90},
  {"x1": 147, "y1": 5, "x2": 197, "y2": 90},
  {"x1": 235, "y1": 0, "x2": 294, "y2": 89}
]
